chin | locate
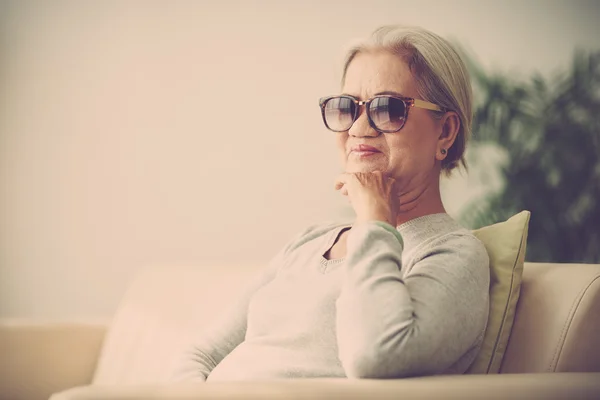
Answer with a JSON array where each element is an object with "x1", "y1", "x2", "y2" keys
[{"x1": 345, "y1": 161, "x2": 387, "y2": 174}]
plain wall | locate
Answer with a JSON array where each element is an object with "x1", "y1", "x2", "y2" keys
[{"x1": 1, "y1": 0, "x2": 599, "y2": 319}]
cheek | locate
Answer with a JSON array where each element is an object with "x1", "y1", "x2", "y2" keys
[
  {"x1": 386, "y1": 135, "x2": 410, "y2": 162},
  {"x1": 401, "y1": 115, "x2": 439, "y2": 155},
  {"x1": 386, "y1": 127, "x2": 436, "y2": 173}
]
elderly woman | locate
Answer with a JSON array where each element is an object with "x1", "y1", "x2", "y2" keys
[{"x1": 175, "y1": 25, "x2": 490, "y2": 381}]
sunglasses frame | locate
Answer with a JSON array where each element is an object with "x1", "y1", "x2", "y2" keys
[{"x1": 318, "y1": 94, "x2": 446, "y2": 133}]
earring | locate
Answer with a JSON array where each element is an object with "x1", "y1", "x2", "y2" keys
[{"x1": 440, "y1": 149, "x2": 447, "y2": 155}]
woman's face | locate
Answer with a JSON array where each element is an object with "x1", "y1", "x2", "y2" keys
[{"x1": 338, "y1": 51, "x2": 444, "y2": 188}]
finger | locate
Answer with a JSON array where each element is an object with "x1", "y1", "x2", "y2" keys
[{"x1": 334, "y1": 173, "x2": 349, "y2": 191}]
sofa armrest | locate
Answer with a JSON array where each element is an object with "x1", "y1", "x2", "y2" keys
[
  {"x1": 50, "y1": 373, "x2": 600, "y2": 400},
  {"x1": 0, "y1": 320, "x2": 107, "y2": 400}
]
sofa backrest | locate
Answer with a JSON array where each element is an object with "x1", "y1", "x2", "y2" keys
[
  {"x1": 500, "y1": 262, "x2": 600, "y2": 373},
  {"x1": 92, "y1": 262, "x2": 600, "y2": 384}
]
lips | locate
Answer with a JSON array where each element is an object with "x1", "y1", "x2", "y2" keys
[{"x1": 350, "y1": 144, "x2": 381, "y2": 154}]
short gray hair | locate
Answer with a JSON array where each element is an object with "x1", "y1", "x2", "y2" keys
[{"x1": 342, "y1": 25, "x2": 473, "y2": 173}]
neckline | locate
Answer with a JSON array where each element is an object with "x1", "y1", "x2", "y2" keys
[
  {"x1": 396, "y1": 213, "x2": 461, "y2": 249},
  {"x1": 396, "y1": 212, "x2": 450, "y2": 230},
  {"x1": 319, "y1": 224, "x2": 352, "y2": 266},
  {"x1": 317, "y1": 214, "x2": 457, "y2": 266}
]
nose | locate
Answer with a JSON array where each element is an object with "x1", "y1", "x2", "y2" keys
[{"x1": 348, "y1": 107, "x2": 380, "y2": 138}]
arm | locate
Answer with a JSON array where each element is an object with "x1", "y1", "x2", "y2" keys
[
  {"x1": 171, "y1": 222, "x2": 337, "y2": 382},
  {"x1": 335, "y1": 221, "x2": 490, "y2": 379},
  {"x1": 170, "y1": 251, "x2": 284, "y2": 381}
]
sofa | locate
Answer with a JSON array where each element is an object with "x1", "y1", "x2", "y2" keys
[{"x1": 1, "y1": 259, "x2": 599, "y2": 400}]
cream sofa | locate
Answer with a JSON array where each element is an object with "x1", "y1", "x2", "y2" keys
[{"x1": 2, "y1": 261, "x2": 599, "y2": 400}]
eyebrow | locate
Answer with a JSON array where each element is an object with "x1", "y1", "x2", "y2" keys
[{"x1": 340, "y1": 90, "x2": 408, "y2": 99}]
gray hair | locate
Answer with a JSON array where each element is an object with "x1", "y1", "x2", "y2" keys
[{"x1": 342, "y1": 25, "x2": 473, "y2": 173}]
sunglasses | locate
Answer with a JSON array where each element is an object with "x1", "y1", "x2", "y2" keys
[{"x1": 318, "y1": 94, "x2": 446, "y2": 133}]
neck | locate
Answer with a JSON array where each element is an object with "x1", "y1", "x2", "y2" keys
[{"x1": 395, "y1": 172, "x2": 446, "y2": 227}]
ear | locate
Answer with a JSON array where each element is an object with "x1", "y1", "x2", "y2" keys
[{"x1": 435, "y1": 111, "x2": 460, "y2": 161}]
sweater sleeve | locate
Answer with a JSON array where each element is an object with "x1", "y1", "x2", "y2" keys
[
  {"x1": 169, "y1": 256, "x2": 282, "y2": 382},
  {"x1": 335, "y1": 220, "x2": 490, "y2": 379},
  {"x1": 170, "y1": 222, "x2": 339, "y2": 382}
]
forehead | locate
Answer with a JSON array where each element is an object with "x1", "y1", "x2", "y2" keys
[{"x1": 342, "y1": 50, "x2": 417, "y2": 99}]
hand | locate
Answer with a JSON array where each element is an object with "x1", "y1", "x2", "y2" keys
[{"x1": 334, "y1": 171, "x2": 400, "y2": 226}]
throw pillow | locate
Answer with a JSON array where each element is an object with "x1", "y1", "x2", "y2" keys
[{"x1": 467, "y1": 210, "x2": 531, "y2": 374}]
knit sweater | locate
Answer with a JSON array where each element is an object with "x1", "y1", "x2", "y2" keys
[{"x1": 173, "y1": 213, "x2": 490, "y2": 381}]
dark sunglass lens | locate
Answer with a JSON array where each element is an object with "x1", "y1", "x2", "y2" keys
[
  {"x1": 324, "y1": 97, "x2": 355, "y2": 131},
  {"x1": 370, "y1": 97, "x2": 406, "y2": 131}
]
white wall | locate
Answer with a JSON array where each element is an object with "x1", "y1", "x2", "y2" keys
[{"x1": 1, "y1": 0, "x2": 598, "y2": 319}]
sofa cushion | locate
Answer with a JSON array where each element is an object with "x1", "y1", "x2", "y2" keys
[
  {"x1": 467, "y1": 211, "x2": 531, "y2": 374},
  {"x1": 51, "y1": 373, "x2": 600, "y2": 400}
]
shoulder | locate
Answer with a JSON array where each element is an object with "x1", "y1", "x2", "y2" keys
[
  {"x1": 404, "y1": 229, "x2": 490, "y2": 316},
  {"x1": 430, "y1": 229, "x2": 488, "y2": 260},
  {"x1": 451, "y1": 231, "x2": 489, "y2": 273},
  {"x1": 410, "y1": 228, "x2": 490, "y2": 282}
]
